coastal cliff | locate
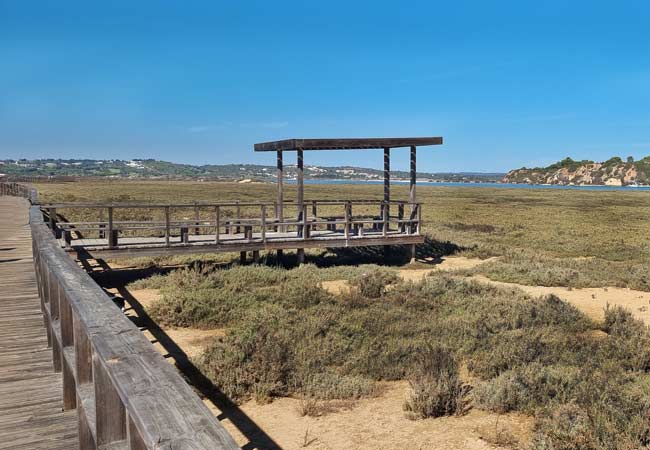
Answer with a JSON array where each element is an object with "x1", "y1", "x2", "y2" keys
[{"x1": 503, "y1": 157, "x2": 650, "y2": 186}]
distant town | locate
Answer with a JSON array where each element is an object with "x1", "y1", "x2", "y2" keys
[{"x1": 0, "y1": 158, "x2": 504, "y2": 183}]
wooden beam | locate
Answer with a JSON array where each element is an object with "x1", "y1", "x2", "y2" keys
[
  {"x1": 409, "y1": 145, "x2": 417, "y2": 204},
  {"x1": 254, "y1": 137, "x2": 443, "y2": 152}
]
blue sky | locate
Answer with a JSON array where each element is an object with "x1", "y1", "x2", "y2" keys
[{"x1": 1, "y1": 1, "x2": 649, "y2": 172}]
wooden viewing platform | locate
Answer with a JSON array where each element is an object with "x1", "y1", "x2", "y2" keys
[
  {"x1": 0, "y1": 196, "x2": 78, "y2": 449},
  {"x1": 43, "y1": 136, "x2": 442, "y2": 262}
]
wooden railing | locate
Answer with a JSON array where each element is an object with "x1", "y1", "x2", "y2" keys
[
  {"x1": 0, "y1": 181, "x2": 39, "y2": 203},
  {"x1": 2, "y1": 184, "x2": 240, "y2": 450},
  {"x1": 41, "y1": 199, "x2": 422, "y2": 248}
]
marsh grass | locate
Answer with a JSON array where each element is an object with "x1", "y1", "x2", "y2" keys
[
  {"x1": 37, "y1": 181, "x2": 650, "y2": 448},
  {"x1": 470, "y1": 250, "x2": 650, "y2": 291},
  {"x1": 35, "y1": 180, "x2": 650, "y2": 265}
]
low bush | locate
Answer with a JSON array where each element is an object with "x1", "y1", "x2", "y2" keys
[
  {"x1": 403, "y1": 345, "x2": 469, "y2": 419},
  {"x1": 348, "y1": 267, "x2": 400, "y2": 298},
  {"x1": 529, "y1": 403, "x2": 598, "y2": 450},
  {"x1": 473, "y1": 363, "x2": 578, "y2": 414}
]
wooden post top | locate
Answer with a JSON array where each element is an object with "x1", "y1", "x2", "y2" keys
[{"x1": 254, "y1": 137, "x2": 443, "y2": 152}]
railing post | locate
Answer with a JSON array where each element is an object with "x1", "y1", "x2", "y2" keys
[
  {"x1": 180, "y1": 226, "x2": 189, "y2": 244},
  {"x1": 74, "y1": 315, "x2": 95, "y2": 450},
  {"x1": 273, "y1": 201, "x2": 278, "y2": 232},
  {"x1": 261, "y1": 204, "x2": 267, "y2": 243},
  {"x1": 50, "y1": 276, "x2": 62, "y2": 373},
  {"x1": 99, "y1": 209, "x2": 105, "y2": 238},
  {"x1": 215, "y1": 206, "x2": 220, "y2": 244},
  {"x1": 94, "y1": 358, "x2": 127, "y2": 447},
  {"x1": 398, "y1": 203, "x2": 405, "y2": 233},
  {"x1": 194, "y1": 204, "x2": 200, "y2": 235},
  {"x1": 416, "y1": 203, "x2": 422, "y2": 235},
  {"x1": 235, "y1": 201, "x2": 241, "y2": 234},
  {"x1": 165, "y1": 206, "x2": 171, "y2": 247},
  {"x1": 63, "y1": 229, "x2": 72, "y2": 248},
  {"x1": 48, "y1": 207, "x2": 58, "y2": 237},
  {"x1": 383, "y1": 201, "x2": 389, "y2": 237},
  {"x1": 59, "y1": 290, "x2": 76, "y2": 411},
  {"x1": 107, "y1": 207, "x2": 116, "y2": 248},
  {"x1": 302, "y1": 205, "x2": 309, "y2": 239},
  {"x1": 344, "y1": 201, "x2": 351, "y2": 241}
]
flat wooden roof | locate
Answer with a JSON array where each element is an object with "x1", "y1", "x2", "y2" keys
[{"x1": 254, "y1": 137, "x2": 443, "y2": 152}]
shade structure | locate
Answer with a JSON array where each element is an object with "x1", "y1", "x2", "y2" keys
[
  {"x1": 256, "y1": 136, "x2": 443, "y2": 263},
  {"x1": 254, "y1": 137, "x2": 443, "y2": 152}
]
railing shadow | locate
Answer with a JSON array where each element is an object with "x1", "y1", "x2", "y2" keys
[
  {"x1": 118, "y1": 286, "x2": 283, "y2": 450},
  {"x1": 88, "y1": 257, "x2": 282, "y2": 450}
]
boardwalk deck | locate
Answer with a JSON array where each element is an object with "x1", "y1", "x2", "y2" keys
[{"x1": 0, "y1": 196, "x2": 77, "y2": 450}]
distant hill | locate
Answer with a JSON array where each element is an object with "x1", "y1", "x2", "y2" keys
[
  {"x1": 503, "y1": 156, "x2": 650, "y2": 186},
  {"x1": 0, "y1": 158, "x2": 503, "y2": 183}
]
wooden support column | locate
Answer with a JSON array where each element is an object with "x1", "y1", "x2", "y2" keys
[
  {"x1": 409, "y1": 145, "x2": 417, "y2": 263},
  {"x1": 409, "y1": 145, "x2": 417, "y2": 203},
  {"x1": 383, "y1": 147, "x2": 390, "y2": 254},
  {"x1": 277, "y1": 150, "x2": 284, "y2": 232},
  {"x1": 296, "y1": 147, "x2": 304, "y2": 240},
  {"x1": 383, "y1": 147, "x2": 390, "y2": 215}
]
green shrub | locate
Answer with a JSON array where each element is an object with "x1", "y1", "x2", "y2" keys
[
  {"x1": 473, "y1": 363, "x2": 578, "y2": 414},
  {"x1": 300, "y1": 372, "x2": 375, "y2": 400},
  {"x1": 603, "y1": 305, "x2": 650, "y2": 371},
  {"x1": 348, "y1": 267, "x2": 400, "y2": 298},
  {"x1": 197, "y1": 305, "x2": 294, "y2": 402},
  {"x1": 403, "y1": 345, "x2": 469, "y2": 419},
  {"x1": 529, "y1": 403, "x2": 598, "y2": 450}
]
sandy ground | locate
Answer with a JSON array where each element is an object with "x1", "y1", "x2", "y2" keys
[
  {"x1": 321, "y1": 256, "x2": 495, "y2": 295},
  {"x1": 211, "y1": 381, "x2": 532, "y2": 450}
]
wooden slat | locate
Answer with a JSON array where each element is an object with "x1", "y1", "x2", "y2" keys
[{"x1": 0, "y1": 196, "x2": 78, "y2": 450}]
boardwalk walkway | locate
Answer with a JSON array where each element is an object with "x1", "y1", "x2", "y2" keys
[{"x1": 0, "y1": 196, "x2": 77, "y2": 450}]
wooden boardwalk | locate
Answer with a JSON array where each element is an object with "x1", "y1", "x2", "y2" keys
[{"x1": 0, "y1": 196, "x2": 77, "y2": 450}]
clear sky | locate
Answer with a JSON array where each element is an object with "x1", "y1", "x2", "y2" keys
[{"x1": 1, "y1": 1, "x2": 649, "y2": 172}]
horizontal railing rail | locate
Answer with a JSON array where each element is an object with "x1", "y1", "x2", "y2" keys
[
  {"x1": 42, "y1": 199, "x2": 422, "y2": 248},
  {"x1": 0, "y1": 184, "x2": 240, "y2": 450},
  {"x1": 40, "y1": 198, "x2": 413, "y2": 209}
]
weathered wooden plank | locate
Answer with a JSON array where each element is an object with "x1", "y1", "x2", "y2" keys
[{"x1": 0, "y1": 196, "x2": 78, "y2": 450}]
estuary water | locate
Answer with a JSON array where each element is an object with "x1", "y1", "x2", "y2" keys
[{"x1": 286, "y1": 179, "x2": 650, "y2": 192}]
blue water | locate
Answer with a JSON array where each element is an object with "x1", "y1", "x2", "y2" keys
[{"x1": 285, "y1": 179, "x2": 650, "y2": 192}]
